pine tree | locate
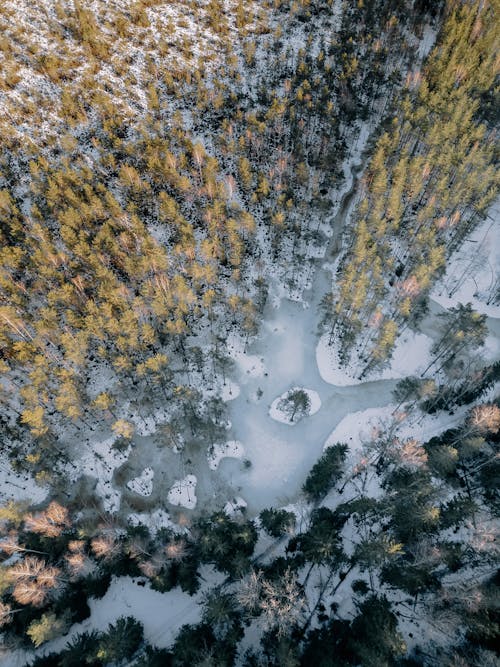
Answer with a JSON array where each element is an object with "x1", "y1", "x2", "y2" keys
[{"x1": 97, "y1": 616, "x2": 144, "y2": 664}]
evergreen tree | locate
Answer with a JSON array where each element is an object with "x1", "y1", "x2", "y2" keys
[
  {"x1": 96, "y1": 616, "x2": 144, "y2": 664},
  {"x1": 303, "y1": 443, "x2": 348, "y2": 501}
]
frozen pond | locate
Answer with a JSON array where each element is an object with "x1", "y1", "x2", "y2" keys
[{"x1": 220, "y1": 293, "x2": 399, "y2": 513}]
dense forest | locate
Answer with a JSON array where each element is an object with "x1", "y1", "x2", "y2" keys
[{"x1": 0, "y1": 0, "x2": 498, "y2": 665}]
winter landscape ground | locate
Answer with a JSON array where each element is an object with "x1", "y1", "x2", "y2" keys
[{"x1": 0, "y1": 1, "x2": 499, "y2": 665}]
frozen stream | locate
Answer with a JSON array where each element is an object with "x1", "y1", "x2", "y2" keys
[
  {"x1": 221, "y1": 172, "x2": 500, "y2": 515},
  {"x1": 219, "y1": 162, "x2": 400, "y2": 513}
]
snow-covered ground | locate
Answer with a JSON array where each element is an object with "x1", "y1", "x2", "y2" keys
[
  {"x1": 208, "y1": 440, "x2": 245, "y2": 470},
  {"x1": 0, "y1": 457, "x2": 49, "y2": 505},
  {"x1": 167, "y1": 474, "x2": 197, "y2": 510},
  {"x1": 127, "y1": 508, "x2": 177, "y2": 536},
  {"x1": 323, "y1": 405, "x2": 397, "y2": 452},
  {"x1": 3, "y1": 570, "x2": 224, "y2": 667},
  {"x1": 432, "y1": 200, "x2": 500, "y2": 318},
  {"x1": 127, "y1": 467, "x2": 154, "y2": 497},
  {"x1": 316, "y1": 329, "x2": 434, "y2": 386}
]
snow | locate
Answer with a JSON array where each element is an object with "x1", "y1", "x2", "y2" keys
[
  {"x1": 324, "y1": 403, "x2": 471, "y2": 456},
  {"x1": 396, "y1": 406, "x2": 469, "y2": 444},
  {"x1": 217, "y1": 290, "x2": 399, "y2": 513},
  {"x1": 417, "y1": 24, "x2": 438, "y2": 59},
  {"x1": 269, "y1": 387, "x2": 322, "y2": 424},
  {"x1": 379, "y1": 330, "x2": 434, "y2": 379},
  {"x1": 224, "y1": 496, "x2": 248, "y2": 516},
  {"x1": 0, "y1": 457, "x2": 49, "y2": 505},
  {"x1": 482, "y1": 333, "x2": 500, "y2": 362},
  {"x1": 208, "y1": 440, "x2": 245, "y2": 471},
  {"x1": 323, "y1": 406, "x2": 396, "y2": 452},
  {"x1": 127, "y1": 405, "x2": 170, "y2": 437},
  {"x1": 127, "y1": 509, "x2": 176, "y2": 536},
  {"x1": 66, "y1": 436, "x2": 131, "y2": 513},
  {"x1": 167, "y1": 474, "x2": 197, "y2": 510},
  {"x1": 316, "y1": 333, "x2": 362, "y2": 386},
  {"x1": 126, "y1": 467, "x2": 154, "y2": 497},
  {"x1": 432, "y1": 202, "x2": 500, "y2": 318},
  {"x1": 226, "y1": 332, "x2": 266, "y2": 379},
  {"x1": 203, "y1": 378, "x2": 241, "y2": 402},
  {"x1": 316, "y1": 330, "x2": 433, "y2": 385},
  {"x1": 4, "y1": 573, "x2": 218, "y2": 666},
  {"x1": 220, "y1": 380, "x2": 241, "y2": 401},
  {"x1": 91, "y1": 576, "x2": 200, "y2": 649}
]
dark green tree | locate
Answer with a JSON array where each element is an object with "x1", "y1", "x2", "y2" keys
[
  {"x1": 348, "y1": 595, "x2": 406, "y2": 667},
  {"x1": 196, "y1": 512, "x2": 257, "y2": 577},
  {"x1": 259, "y1": 508, "x2": 296, "y2": 538},
  {"x1": 303, "y1": 444, "x2": 348, "y2": 501},
  {"x1": 96, "y1": 617, "x2": 144, "y2": 664}
]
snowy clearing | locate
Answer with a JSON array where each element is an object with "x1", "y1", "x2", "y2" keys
[
  {"x1": 323, "y1": 406, "x2": 397, "y2": 452},
  {"x1": 0, "y1": 457, "x2": 49, "y2": 505},
  {"x1": 127, "y1": 509, "x2": 176, "y2": 536},
  {"x1": 432, "y1": 202, "x2": 500, "y2": 318},
  {"x1": 227, "y1": 332, "x2": 266, "y2": 379}
]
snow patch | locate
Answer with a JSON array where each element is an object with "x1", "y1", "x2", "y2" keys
[
  {"x1": 127, "y1": 509, "x2": 175, "y2": 536},
  {"x1": 324, "y1": 406, "x2": 396, "y2": 452},
  {"x1": 317, "y1": 330, "x2": 433, "y2": 385},
  {"x1": 379, "y1": 330, "x2": 433, "y2": 379},
  {"x1": 167, "y1": 474, "x2": 197, "y2": 509},
  {"x1": 316, "y1": 334, "x2": 361, "y2": 386},
  {"x1": 126, "y1": 467, "x2": 154, "y2": 497},
  {"x1": 224, "y1": 496, "x2": 247, "y2": 516},
  {"x1": 220, "y1": 380, "x2": 241, "y2": 401},
  {"x1": 0, "y1": 457, "x2": 49, "y2": 505},
  {"x1": 128, "y1": 406, "x2": 170, "y2": 436},
  {"x1": 208, "y1": 441, "x2": 245, "y2": 470}
]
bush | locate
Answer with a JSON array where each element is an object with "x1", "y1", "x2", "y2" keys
[
  {"x1": 351, "y1": 579, "x2": 369, "y2": 595},
  {"x1": 27, "y1": 612, "x2": 69, "y2": 647}
]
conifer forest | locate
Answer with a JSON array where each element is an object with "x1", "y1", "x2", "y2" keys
[{"x1": 0, "y1": 1, "x2": 499, "y2": 665}]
